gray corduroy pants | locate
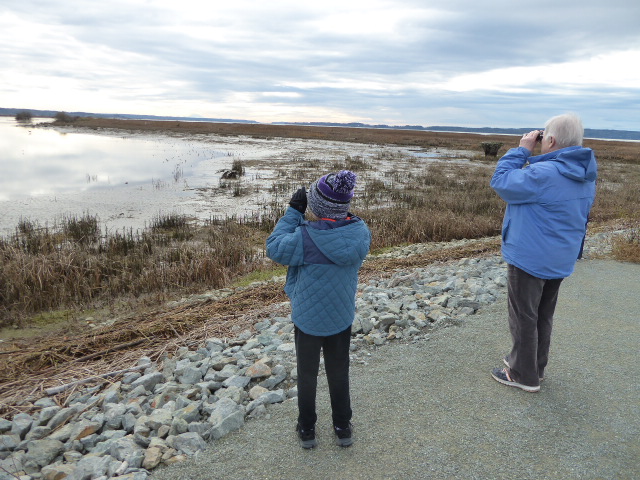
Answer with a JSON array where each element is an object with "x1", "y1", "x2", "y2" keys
[{"x1": 507, "y1": 264, "x2": 564, "y2": 386}]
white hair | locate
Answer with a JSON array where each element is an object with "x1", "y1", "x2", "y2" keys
[{"x1": 544, "y1": 113, "x2": 584, "y2": 147}]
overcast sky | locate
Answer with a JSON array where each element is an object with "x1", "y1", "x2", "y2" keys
[{"x1": 1, "y1": 0, "x2": 639, "y2": 130}]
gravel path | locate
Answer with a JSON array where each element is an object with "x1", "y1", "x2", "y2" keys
[{"x1": 151, "y1": 259, "x2": 640, "y2": 480}]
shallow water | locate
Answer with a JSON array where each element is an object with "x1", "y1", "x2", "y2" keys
[{"x1": 0, "y1": 117, "x2": 475, "y2": 236}]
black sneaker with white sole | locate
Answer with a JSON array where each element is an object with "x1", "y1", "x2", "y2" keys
[
  {"x1": 296, "y1": 424, "x2": 317, "y2": 449},
  {"x1": 334, "y1": 424, "x2": 353, "y2": 447}
]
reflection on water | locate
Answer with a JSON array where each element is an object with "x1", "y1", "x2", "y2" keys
[
  {"x1": 0, "y1": 117, "x2": 264, "y2": 235},
  {"x1": 0, "y1": 117, "x2": 222, "y2": 200},
  {"x1": 0, "y1": 117, "x2": 474, "y2": 236}
]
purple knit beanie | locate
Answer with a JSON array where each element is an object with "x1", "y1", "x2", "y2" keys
[{"x1": 307, "y1": 170, "x2": 357, "y2": 220}]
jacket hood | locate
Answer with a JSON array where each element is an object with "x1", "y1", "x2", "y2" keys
[
  {"x1": 305, "y1": 218, "x2": 370, "y2": 265},
  {"x1": 530, "y1": 146, "x2": 597, "y2": 182}
]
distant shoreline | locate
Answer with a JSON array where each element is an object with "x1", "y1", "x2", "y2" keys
[
  {"x1": 21, "y1": 116, "x2": 638, "y2": 152},
  {"x1": 2, "y1": 108, "x2": 639, "y2": 141}
]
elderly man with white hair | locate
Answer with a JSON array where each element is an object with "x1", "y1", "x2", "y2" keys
[{"x1": 490, "y1": 113, "x2": 598, "y2": 392}]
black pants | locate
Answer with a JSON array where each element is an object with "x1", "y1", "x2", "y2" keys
[
  {"x1": 294, "y1": 325, "x2": 352, "y2": 430},
  {"x1": 507, "y1": 264, "x2": 564, "y2": 386}
]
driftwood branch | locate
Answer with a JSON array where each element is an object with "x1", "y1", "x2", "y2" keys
[
  {"x1": 65, "y1": 339, "x2": 148, "y2": 364},
  {"x1": 45, "y1": 364, "x2": 149, "y2": 396}
]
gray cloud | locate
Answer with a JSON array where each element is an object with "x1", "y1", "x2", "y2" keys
[{"x1": 1, "y1": 0, "x2": 639, "y2": 129}]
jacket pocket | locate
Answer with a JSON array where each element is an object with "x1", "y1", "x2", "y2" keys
[{"x1": 502, "y1": 220, "x2": 511, "y2": 243}]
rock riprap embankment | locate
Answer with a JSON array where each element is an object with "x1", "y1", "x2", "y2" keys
[{"x1": 0, "y1": 231, "x2": 612, "y2": 479}]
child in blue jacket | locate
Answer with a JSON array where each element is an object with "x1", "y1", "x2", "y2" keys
[{"x1": 266, "y1": 170, "x2": 371, "y2": 449}]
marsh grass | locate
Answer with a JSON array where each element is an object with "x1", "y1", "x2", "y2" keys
[
  {"x1": 0, "y1": 213, "x2": 267, "y2": 327},
  {"x1": 2, "y1": 126, "x2": 639, "y2": 328},
  {"x1": 611, "y1": 228, "x2": 640, "y2": 263}
]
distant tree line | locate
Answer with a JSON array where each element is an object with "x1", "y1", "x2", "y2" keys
[
  {"x1": 13, "y1": 110, "x2": 79, "y2": 123},
  {"x1": 54, "y1": 111, "x2": 78, "y2": 123}
]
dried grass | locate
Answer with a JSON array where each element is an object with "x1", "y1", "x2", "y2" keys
[
  {"x1": 611, "y1": 229, "x2": 640, "y2": 263},
  {"x1": 0, "y1": 282, "x2": 287, "y2": 416}
]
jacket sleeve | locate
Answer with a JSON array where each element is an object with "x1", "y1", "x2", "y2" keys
[
  {"x1": 266, "y1": 207, "x2": 306, "y2": 266},
  {"x1": 490, "y1": 146, "x2": 541, "y2": 204}
]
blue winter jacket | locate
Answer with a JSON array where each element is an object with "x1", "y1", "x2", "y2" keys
[
  {"x1": 266, "y1": 207, "x2": 371, "y2": 336},
  {"x1": 491, "y1": 145, "x2": 597, "y2": 279}
]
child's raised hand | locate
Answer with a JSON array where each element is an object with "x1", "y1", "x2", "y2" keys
[{"x1": 289, "y1": 187, "x2": 307, "y2": 214}]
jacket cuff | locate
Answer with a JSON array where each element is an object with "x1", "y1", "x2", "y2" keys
[{"x1": 286, "y1": 206, "x2": 304, "y2": 217}]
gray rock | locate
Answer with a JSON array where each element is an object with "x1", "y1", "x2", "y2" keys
[
  {"x1": 174, "y1": 403, "x2": 201, "y2": 424},
  {"x1": 64, "y1": 450, "x2": 84, "y2": 463},
  {"x1": 162, "y1": 357, "x2": 178, "y2": 378},
  {"x1": 37, "y1": 406, "x2": 61, "y2": 427},
  {"x1": 122, "y1": 371, "x2": 142, "y2": 384},
  {"x1": 122, "y1": 412, "x2": 137, "y2": 433},
  {"x1": 80, "y1": 433, "x2": 101, "y2": 450},
  {"x1": 351, "y1": 316, "x2": 364, "y2": 334},
  {"x1": 130, "y1": 372, "x2": 165, "y2": 392},
  {"x1": 113, "y1": 471, "x2": 149, "y2": 480},
  {"x1": 91, "y1": 437, "x2": 121, "y2": 457},
  {"x1": 103, "y1": 403, "x2": 127, "y2": 430},
  {"x1": 71, "y1": 454, "x2": 116, "y2": 480},
  {"x1": 0, "y1": 419, "x2": 11, "y2": 433},
  {"x1": 33, "y1": 397, "x2": 57, "y2": 409},
  {"x1": 169, "y1": 418, "x2": 189, "y2": 436},
  {"x1": 276, "y1": 343, "x2": 295, "y2": 353},
  {"x1": 110, "y1": 436, "x2": 145, "y2": 468},
  {"x1": 244, "y1": 398, "x2": 264, "y2": 414},
  {"x1": 177, "y1": 366, "x2": 203, "y2": 385},
  {"x1": 210, "y1": 356, "x2": 237, "y2": 371},
  {"x1": 257, "y1": 389, "x2": 286, "y2": 405},
  {"x1": 139, "y1": 409, "x2": 173, "y2": 430},
  {"x1": 102, "y1": 388, "x2": 121, "y2": 405},
  {"x1": 213, "y1": 363, "x2": 238, "y2": 380},
  {"x1": 222, "y1": 375, "x2": 251, "y2": 389},
  {"x1": 24, "y1": 438, "x2": 64, "y2": 468},
  {"x1": 127, "y1": 385, "x2": 149, "y2": 398},
  {"x1": 0, "y1": 450, "x2": 25, "y2": 475},
  {"x1": 206, "y1": 338, "x2": 225, "y2": 353},
  {"x1": 456, "y1": 298, "x2": 481, "y2": 310},
  {"x1": 172, "y1": 432, "x2": 207, "y2": 456},
  {"x1": 377, "y1": 314, "x2": 397, "y2": 331},
  {"x1": 41, "y1": 462, "x2": 76, "y2": 479},
  {"x1": 208, "y1": 398, "x2": 245, "y2": 440},
  {"x1": 134, "y1": 430, "x2": 151, "y2": 448},
  {"x1": 0, "y1": 434, "x2": 20, "y2": 452},
  {"x1": 47, "y1": 407, "x2": 78, "y2": 430},
  {"x1": 216, "y1": 386, "x2": 246, "y2": 404},
  {"x1": 241, "y1": 338, "x2": 261, "y2": 351},
  {"x1": 248, "y1": 404, "x2": 268, "y2": 419},
  {"x1": 188, "y1": 422, "x2": 212, "y2": 440},
  {"x1": 395, "y1": 317, "x2": 409, "y2": 328},
  {"x1": 25, "y1": 426, "x2": 52, "y2": 441}
]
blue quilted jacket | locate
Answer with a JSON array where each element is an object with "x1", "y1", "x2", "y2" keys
[{"x1": 266, "y1": 207, "x2": 371, "y2": 336}]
